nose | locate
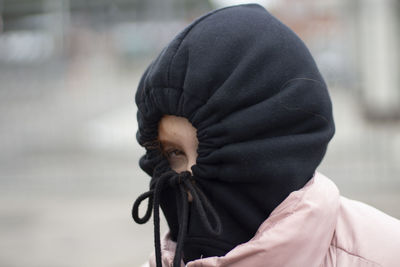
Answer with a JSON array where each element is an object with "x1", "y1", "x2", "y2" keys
[
  {"x1": 186, "y1": 155, "x2": 197, "y2": 174},
  {"x1": 184, "y1": 153, "x2": 197, "y2": 202}
]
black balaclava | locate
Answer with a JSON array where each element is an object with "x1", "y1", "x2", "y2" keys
[{"x1": 132, "y1": 4, "x2": 335, "y2": 267}]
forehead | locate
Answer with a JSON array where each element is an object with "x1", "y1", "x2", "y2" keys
[{"x1": 158, "y1": 115, "x2": 198, "y2": 145}]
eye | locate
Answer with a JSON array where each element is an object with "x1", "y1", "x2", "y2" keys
[
  {"x1": 165, "y1": 148, "x2": 185, "y2": 159},
  {"x1": 163, "y1": 148, "x2": 187, "y2": 172}
]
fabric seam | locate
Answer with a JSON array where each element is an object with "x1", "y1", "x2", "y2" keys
[
  {"x1": 333, "y1": 245, "x2": 382, "y2": 267},
  {"x1": 278, "y1": 77, "x2": 330, "y2": 123},
  {"x1": 248, "y1": 185, "x2": 306, "y2": 242}
]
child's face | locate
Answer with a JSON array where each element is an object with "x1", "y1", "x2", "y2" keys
[{"x1": 158, "y1": 115, "x2": 199, "y2": 173}]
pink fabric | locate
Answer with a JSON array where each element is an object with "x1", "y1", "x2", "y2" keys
[{"x1": 148, "y1": 172, "x2": 400, "y2": 267}]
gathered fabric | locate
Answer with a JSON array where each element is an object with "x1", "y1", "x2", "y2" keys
[{"x1": 132, "y1": 159, "x2": 222, "y2": 267}]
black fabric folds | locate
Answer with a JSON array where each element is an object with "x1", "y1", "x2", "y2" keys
[{"x1": 133, "y1": 3, "x2": 335, "y2": 266}]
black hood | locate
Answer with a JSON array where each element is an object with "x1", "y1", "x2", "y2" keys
[{"x1": 133, "y1": 3, "x2": 335, "y2": 265}]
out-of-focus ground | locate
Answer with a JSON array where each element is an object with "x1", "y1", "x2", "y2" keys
[
  {"x1": 0, "y1": 52, "x2": 162, "y2": 266},
  {"x1": 1, "y1": 1, "x2": 399, "y2": 267}
]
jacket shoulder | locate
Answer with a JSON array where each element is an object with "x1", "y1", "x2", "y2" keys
[{"x1": 332, "y1": 197, "x2": 400, "y2": 267}]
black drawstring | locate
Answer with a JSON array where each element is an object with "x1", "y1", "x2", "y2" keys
[{"x1": 132, "y1": 170, "x2": 222, "y2": 267}]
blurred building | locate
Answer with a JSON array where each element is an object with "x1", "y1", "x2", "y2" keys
[
  {"x1": 355, "y1": 0, "x2": 400, "y2": 121},
  {"x1": 0, "y1": 0, "x2": 212, "y2": 64}
]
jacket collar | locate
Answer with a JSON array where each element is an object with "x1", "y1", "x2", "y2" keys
[{"x1": 154, "y1": 172, "x2": 340, "y2": 267}]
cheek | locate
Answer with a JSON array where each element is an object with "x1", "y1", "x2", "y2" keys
[{"x1": 168, "y1": 155, "x2": 188, "y2": 173}]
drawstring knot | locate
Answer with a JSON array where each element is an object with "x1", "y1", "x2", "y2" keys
[
  {"x1": 169, "y1": 171, "x2": 194, "y2": 187},
  {"x1": 132, "y1": 169, "x2": 222, "y2": 267}
]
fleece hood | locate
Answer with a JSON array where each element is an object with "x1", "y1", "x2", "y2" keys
[{"x1": 133, "y1": 3, "x2": 335, "y2": 266}]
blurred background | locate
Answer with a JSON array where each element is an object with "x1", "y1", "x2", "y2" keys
[{"x1": 0, "y1": 0, "x2": 399, "y2": 266}]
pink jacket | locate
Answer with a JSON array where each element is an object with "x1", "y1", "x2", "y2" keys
[{"x1": 145, "y1": 172, "x2": 400, "y2": 267}]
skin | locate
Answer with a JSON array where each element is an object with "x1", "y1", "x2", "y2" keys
[
  {"x1": 158, "y1": 115, "x2": 199, "y2": 174},
  {"x1": 158, "y1": 115, "x2": 199, "y2": 202}
]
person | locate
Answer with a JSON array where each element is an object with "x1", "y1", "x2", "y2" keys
[{"x1": 132, "y1": 4, "x2": 400, "y2": 267}]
